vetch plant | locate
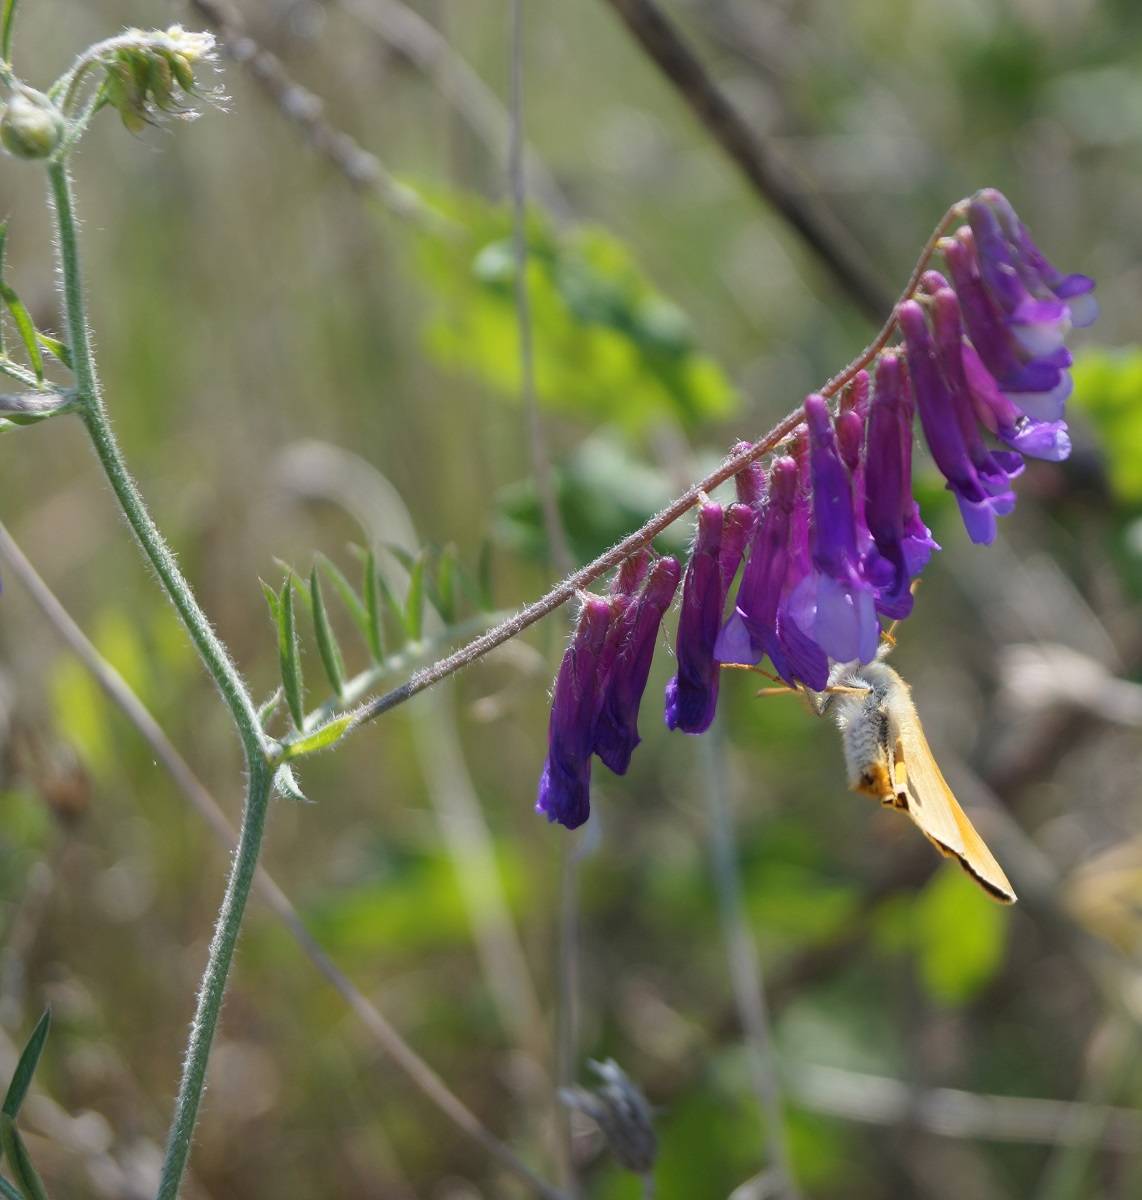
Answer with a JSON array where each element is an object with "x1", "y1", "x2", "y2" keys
[{"x1": 0, "y1": 3, "x2": 1101, "y2": 1197}]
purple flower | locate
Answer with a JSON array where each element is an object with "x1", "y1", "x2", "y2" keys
[
  {"x1": 784, "y1": 394, "x2": 881, "y2": 666},
  {"x1": 899, "y1": 297, "x2": 1022, "y2": 545},
  {"x1": 665, "y1": 500, "x2": 755, "y2": 733},
  {"x1": 536, "y1": 594, "x2": 615, "y2": 829},
  {"x1": 714, "y1": 456, "x2": 820, "y2": 691},
  {"x1": 944, "y1": 233, "x2": 1073, "y2": 419},
  {"x1": 595, "y1": 555, "x2": 682, "y2": 774},
  {"x1": 973, "y1": 189, "x2": 1098, "y2": 331},
  {"x1": 862, "y1": 352, "x2": 938, "y2": 618}
]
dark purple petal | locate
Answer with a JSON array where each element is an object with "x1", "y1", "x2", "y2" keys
[
  {"x1": 787, "y1": 395, "x2": 881, "y2": 664},
  {"x1": 863, "y1": 352, "x2": 938, "y2": 618},
  {"x1": 595, "y1": 556, "x2": 682, "y2": 774},
  {"x1": 960, "y1": 341, "x2": 1072, "y2": 462},
  {"x1": 944, "y1": 233, "x2": 1071, "y2": 404},
  {"x1": 932, "y1": 289, "x2": 1026, "y2": 496},
  {"x1": 977, "y1": 188, "x2": 1099, "y2": 328},
  {"x1": 665, "y1": 501, "x2": 753, "y2": 734},
  {"x1": 715, "y1": 455, "x2": 799, "y2": 681},
  {"x1": 773, "y1": 445, "x2": 830, "y2": 688},
  {"x1": 536, "y1": 594, "x2": 615, "y2": 829},
  {"x1": 899, "y1": 298, "x2": 1015, "y2": 545}
]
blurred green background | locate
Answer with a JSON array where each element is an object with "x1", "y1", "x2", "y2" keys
[{"x1": 1, "y1": 1, "x2": 1142, "y2": 1197}]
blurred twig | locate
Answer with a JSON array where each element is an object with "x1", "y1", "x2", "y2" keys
[
  {"x1": 509, "y1": 0, "x2": 573, "y2": 578},
  {"x1": 787, "y1": 1061, "x2": 1142, "y2": 1152},
  {"x1": 597, "y1": 0, "x2": 893, "y2": 322},
  {"x1": 701, "y1": 721, "x2": 799, "y2": 1200},
  {"x1": 186, "y1": 0, "x2": 450, "y2": 229},
  {"x1": 337, "y1": 0, "x2": 574, "y2": 221},
  {"x1": 0, "y1": 519, "x2": 568, "y2": 1200}
]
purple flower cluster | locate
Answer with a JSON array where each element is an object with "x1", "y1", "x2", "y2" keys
[
  {"x1": 537, "y1": 552, "x2": 681, "y2": 829},
  {"x1": 537, "y1": 190, "x2": 1096, "y2": 828}
]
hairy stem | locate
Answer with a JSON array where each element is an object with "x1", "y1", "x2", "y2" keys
[
  {"x1": 47, "y1": 159, "x2": 273, "y2": 1200},
  {"x1": 47, "y1": 161, "x2": 266, "y2": 764},
  {"x1": 156, "y1": 761, "x2": 273, "y2": 1200}
]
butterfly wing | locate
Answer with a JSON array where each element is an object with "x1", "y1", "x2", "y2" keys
[{"x1": 887, "y1": 678, "x2": 1016, "y2": 905}]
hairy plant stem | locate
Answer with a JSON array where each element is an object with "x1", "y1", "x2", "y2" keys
[{"x1": 47, "y1": 159, "x2": 272, "y2": 1200}]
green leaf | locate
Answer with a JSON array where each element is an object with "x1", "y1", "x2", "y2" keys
[
  {"x1": 33, "y1": 333, "x2": 71, "y2": 370},
  {"x1": 273, "y1": 763, "x2": 310, "y2": 803},
  {"x1": 386, "y1": 544, "x2": 445, "y2": 624},
  {"x1": 261, "y1": 579, "x2": 282, "y2": 625},
  {"x1": 435, "y1": 546, "x2": 457, "y2": 624},
  {"x1": 403, "y1": 550, "x2": 427, "y2": 642},
  {"x1": 911, "y1": 866, "x2": 1008, "y2": 1006},
  {"x1": 446, "y1": 545, "x2": 488, "y2": 614},
  {"x1": 413, "y1": 191, "x2": 738, "y2": 434},
  {"x1": 1071, "y1": 348, "x2": 1142, "y2": 505},
  {"x1": 277, "y1": 577, "x2": 305, "y2": 729},
  {"x1": 317, "y1": 555, "x2": 371, "y2": 645},
  {"x1": 374, "y1": 569, "x2": 405, "y2": 632},
  {"x1": 256, "y1": 687, "x2": 284, "y2": 728},
  {"x1": 0, "y1": 280, "x2": 43, "y2": 383},
  {"x1": 310, "y1": 568, "x2": 345, "y2": 697},
  {"x1": 284, "y1": 567, "x2": 313, "y2": 619},
  {"x1": 0, "y1": 1115, "x2": 50, "y2": 1200},
  {"x1": 280, "y1": 714, "x2": 354, "y2": 762},
  {"x1": 2, "y1": 1008, "x2": 49, "y2": 1120},
  {"x1": 363, "y1": 550, "x2": 385, "y2": 663},
  {"x1": 1, "y1": 0, "x2": 20, "y2": 65}
]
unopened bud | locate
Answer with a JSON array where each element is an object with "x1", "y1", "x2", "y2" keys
[
  {"x1": 560, "y1": 1059, "x2": 658, "y2": 1175},
  {"x1": 0, "y1": 89, "x2": 65, "y2": 160}
]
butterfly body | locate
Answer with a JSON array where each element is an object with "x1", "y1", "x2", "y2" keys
[{"x1": 818, "y1": 657, "x2": 1016, "y2": 905}]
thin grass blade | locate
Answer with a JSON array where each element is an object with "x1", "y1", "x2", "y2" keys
[{"x1": 2, "y1": 1008, "x2": 50, "y2": 1119}]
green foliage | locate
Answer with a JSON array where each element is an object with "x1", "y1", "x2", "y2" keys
[
  {"x1": 876, "y1": 866, "x2": 1009, "y2": 1005},
  {"x1": 308, "y1": 847, "x2": 527, "y2": 957},
  {"x1": 495, "y1": 431, "x2": 692, "y2": 564},
  {"x1": 745, "y1": 862, "x2": 860, "y2": 951},
  {"x1": 414, "y1": 191, "x2": 737, "y2": 434},
  {"x1": 786, "y1": 1108, "x2": 850, "y2": 1190},
  {"x1": 48, "y1": 656, "x2": 113, "y2": 778},
  {"x1": 1071, "y1": 347, "x2": 1142, "y2": 504}
]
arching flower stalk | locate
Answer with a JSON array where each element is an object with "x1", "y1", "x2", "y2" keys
[{"x1": 536, "y1": 188, "x2": 1097, "y2": 827}]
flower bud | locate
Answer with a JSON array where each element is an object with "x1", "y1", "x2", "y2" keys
[
  {"x1": 0, "y1": 90, "x2": 65, "y2": 160},
  {"x1": 561, "y1": 1059, "x2": 658, "y2": 1176}
]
